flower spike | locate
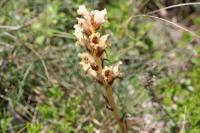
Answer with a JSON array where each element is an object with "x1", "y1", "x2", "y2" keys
[{"x1": 74, "y1": 5, "x2": 127, "y2": 133}]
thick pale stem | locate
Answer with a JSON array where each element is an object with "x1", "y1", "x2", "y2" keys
[
  {"x1": 105, "y1": 85, "x2": 127, "y2": 133},
  {"x1": 93, "y1": 56, "x2": 127, "y2": 132}
]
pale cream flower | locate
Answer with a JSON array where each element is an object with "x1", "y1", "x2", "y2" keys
[
  {"x1": 89, "y1": 33, "x2": 109, "y2": 48},
  {"x1": 102, "y1": 61, "x2": 123, "y2": 84},
  {"x1": 79, "y1": 61, "x2": 97, "y2": 78},
  {"x1": 77, "y1": 5, "x2": 107, "y2": 25},
  {"x1": 79, "y1": 53, "x2": 97, "y2": 78},
  {"x1": 102, "y1": 66, "x2": 114, "y2": 84},
  {"x1": 112, "y1": 61, "x2": 123, "y2": 77},
  {"x1": 74, "y1": 24, "x2": 90, "y2": 47},
  {"x1": 77, "y1": 5, "x2": 90, "y2": 18},
  {"x1": 78, "y1": 53, "x2": 99, "y2": 70},
  {"x1": 76, "y1": 5, "x2": 108, "y2": 33},
  {"x1": 79, "y1": 61, "x2": 90, "y2": 71},
  {"x1": 88, "y1": 33, "x2": 109, "y2": 57},
  {"x1": 89, "y1": 9, "x2": 107, "y2": 30},
  {"x1": 74, "y1": 24, "x2": 82, "y2": 36},
  {"x1": 92, "y1": 9, "x2": 107, "y2": 25},
  {"x1": 78, "y1": 53, "x2": 94, "y2": 64},
  {"x1": 90, "y1": 33, "x2": 109, "y2": 47},
  {"x1": 77, "y1": 17, "x2": 91, "y2": 35},
  {"x1": 99, "y1": 34, "x2": 110, "y2": 49}
]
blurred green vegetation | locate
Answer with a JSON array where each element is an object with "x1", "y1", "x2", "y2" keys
[{"x1": 0, "y1": 0, "x2": 200, "y2": 132}]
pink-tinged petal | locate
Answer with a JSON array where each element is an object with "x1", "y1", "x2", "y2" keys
[
  {"x1": 74, "y1": 24, "x2": 83, "y2": 43},
  {"x1": 113, "y1": 61, "x2": 123, "y2": 77},
  {"x1": 77, "y1": 17, "x2": 91, "y2": 35},
  {"x1": 78, "y1": 53, "x2": 93, "y2": 63},
  {"x1": 79, "y1": 61, "x2": 90, "y2": 71},
  {"x1": 93, "y1": 9, "x2": 107, "y2": 24},
  {"x1": 74, "y1": 24, "x2": 90, "y2": 46},
  {"x1": 78, "y1": 52, "x2": 98, "y2": 70},
  {"x1": 77, "y1": 5, "x2": 90, "y2": 17},
  {"x1": 74, "y1": 24, "x2": 83, "y2": 36},
  {"x1": 100, "y1": 34, "x2": 110, "y2": 48},
  {"x1": 79, "y1": 61, "x2": 97, "y2": 78},
  {"x1": 89, "y1": 70, "x2": 97, "y2": 77},
  {"x1": 79, "y1": 52, "x2": 97, "y2": 77}
]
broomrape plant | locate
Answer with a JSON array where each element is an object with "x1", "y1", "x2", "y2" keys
[{"x1": 74, "y1": 5, "x2": 127, "y2": 133}]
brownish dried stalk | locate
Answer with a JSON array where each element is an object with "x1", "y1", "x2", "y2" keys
[{"x1": 73, "y1": 5, "x2": 127, "y2": 133}]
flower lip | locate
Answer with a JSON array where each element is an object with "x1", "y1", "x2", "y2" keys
[
  {"x1": 102, "y1": 61, "x2": 123, "y2": 85},
  {"x1": 105, "y1": 69, "x2": 111, "y2": 77},
  {"x1": 90, "y1": 33, "x2": 100, "y2": 44},
  {"x1": 91, "y1": 35, "x2": 99, "y2": 44}
]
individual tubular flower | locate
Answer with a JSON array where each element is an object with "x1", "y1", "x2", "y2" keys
[
  {"x1": 89, "y1": 33, "x2": 109, "y2": 48},
  {"x1": 92, "y1": 9, "x2": 107, "y2": 24},
  {"x1": 91, "y1": 9, "x2": 107, "y2": 30},
  {"x1": 77, "y1": 5, "x2": 90, "y2": 19},
  {"x1": 99, "y1": 34, "x2": 110, "y2": 49},
  {"x1": 76, "y1": 5, "x2": 107, "y2": 33},
  {"x1": 102, "y1": 61, "x2": 123, "y2": 85},
  {"x1": 77, "y1": 18, "x2": 91, "y2": 36},
  {"x1": 79, "y1": 53, "x2": 97, "y2": 78},
  {"x1": 89, "y1": 33, "x2": 109, "y2": 57},
  {"x1": 74, "y1": 24, "x2": 88, "y2": 45}
]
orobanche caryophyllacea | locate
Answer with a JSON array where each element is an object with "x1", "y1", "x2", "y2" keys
[{"x1": 74, "y1": 5, "x2": 127, "y2": 133}]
